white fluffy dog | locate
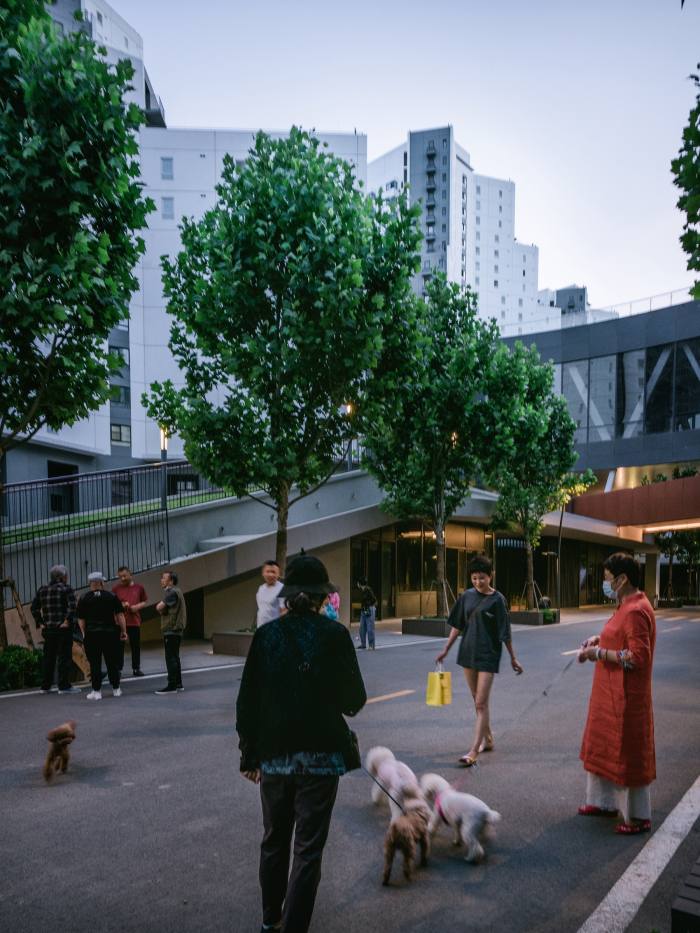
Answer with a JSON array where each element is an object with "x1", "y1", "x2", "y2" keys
[
  {"x1": 365, "y1": 746, "x2": 428, "y2": 821},
  {"x1": 420, "y1": 773, "x2": 501, "y2": 863}
]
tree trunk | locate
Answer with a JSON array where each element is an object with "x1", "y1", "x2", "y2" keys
[
  {"x1": 0, "y1": 480, "x2": 8, "y2": 650},
  {"x1": 435, "y1": 518, "x2": 447, "y2": 619},
  {"x1": 667, "y1": 552, "x2": 674, "y2": 599},
  {"x1": 524, "y1": 531, "x2": 535, "y2": 610},
  {"x1": 275, "y1": 483, "x2": 290, "y2": 575}
]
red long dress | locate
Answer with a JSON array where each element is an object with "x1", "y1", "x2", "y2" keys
[{"x1": 580, "y1": 591, "x2": 656, "y2": 787}]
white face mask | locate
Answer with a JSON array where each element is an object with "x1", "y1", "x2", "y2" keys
[{"x1": 602, "y1": 579, "x2": 617, "y2": 600}]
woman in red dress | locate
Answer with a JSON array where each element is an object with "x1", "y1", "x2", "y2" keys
[{"x1": 577, "y1": 552, "x2": 656, "y2": 835}]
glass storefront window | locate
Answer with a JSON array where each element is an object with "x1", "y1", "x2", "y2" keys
[
  {"x1": 616, "y1": 349, "x2": 645, "y2": 438},
  {"x1": 644, "y1": 343, "x2": 674, "y2": 434},
  {"x1": 562, "y1": 360, "x2": 589, "y2": 444},
  {"x1": 675, "y1": 337, "x2": 700, "y2": 431},
  {"x1": 588, "y1": 355, "x2": 616, "y2": 442}
]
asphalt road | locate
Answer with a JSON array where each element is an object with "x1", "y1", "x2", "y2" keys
[{"x1": 0, "y1": 611, "x2": 698, "y2": 933}]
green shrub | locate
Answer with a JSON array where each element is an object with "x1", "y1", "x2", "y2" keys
[{"x1": 0, "y1": 645, "x2": 43, "y2": 691}]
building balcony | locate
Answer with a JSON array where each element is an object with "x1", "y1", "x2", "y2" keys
[
  {"x1": 425, "y1": 195, "x2": 436, "y2": 208},
  {"x1": 425, "y1": 177, "x2": 437, "y2": 191},
  {"x1": 425, "y1": 228, "x2": 436, "y2": 240}
]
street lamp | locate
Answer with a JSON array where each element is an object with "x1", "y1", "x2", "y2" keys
[{"x1": 159, "y1": 427, "x2": 168, "y2": 511}]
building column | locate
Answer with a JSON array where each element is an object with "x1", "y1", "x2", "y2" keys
[{"x1": 644, "y1": 552, "x2": 660, "y2": 607}]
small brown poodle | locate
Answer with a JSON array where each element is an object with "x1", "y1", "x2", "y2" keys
[
  {"x1": 43, "y1": 721, "x2": 76, "y2": 782},
  {"x1": 382, "y1": 789, "x2": 430, "y2": 885}
]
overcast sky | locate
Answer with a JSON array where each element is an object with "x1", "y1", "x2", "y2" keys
[{"x1": 113, "y1": 0, "x2": 700, "y2": 306}]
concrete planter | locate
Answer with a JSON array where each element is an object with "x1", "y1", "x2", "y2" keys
[
  {"x1": 212, "y1": 631, "x2": 255, "y2": 656},
  {"x1": 401, "y1": 617, "x2": 451, "y2": 637},
  {"x1": 510, "y1": 609, "x2": 560, "y2": 626}
]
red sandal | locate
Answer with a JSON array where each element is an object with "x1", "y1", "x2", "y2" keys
[
  {"x1": 578, "y1": 805, "x2": 618, "y2": 817},
  {"x1": 615, "y1": 820, "x2": 651, "y2": 834}
]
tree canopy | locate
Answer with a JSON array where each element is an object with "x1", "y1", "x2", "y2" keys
[
  {"x1": 145, "y1": 128, "x2": 422, "y2": 568},
  {"x1": 0, "y1": 0, "x2": 152, "y2": 458},
  {"x1": 362, "y1": 274, "x2": 498, "y2": 616},
  {"x1": 671, "y1": 64, "x2": 700, "y2": 300}
]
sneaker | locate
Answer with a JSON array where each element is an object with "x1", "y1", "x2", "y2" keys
[
  {"x1": 112, "y1": 687, "x2": 122, "y2": 697},
  {"x1": 86, "y1": 690, "x2": 102, "y2": 701},
  {"x1": 58, "y1": 686, "x2": 82, "y2": 695},
  {"x1": 176, "y1": 685, "x2": 185, "y2": 692},
  {"x1": 155, "y1": 685, "x2": 178, "y2": 695},
  {"x1": 356, "y1": 645, "x2": 366, "y2": 650},
  {"x1": 39, "y1": 688, "x2": 51, "y2": 694},
  {"x1": 133, "y1": 670, "x2": 145, "y2": 677}
]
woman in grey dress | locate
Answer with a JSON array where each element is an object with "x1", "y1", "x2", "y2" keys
[{"x1": 436, "y1": 555, "x2": 523, "y2": 767}]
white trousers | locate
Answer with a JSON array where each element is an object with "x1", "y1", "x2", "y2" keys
[{"x1": 586, "y1": 771, "x2": 651, "y2": 823}]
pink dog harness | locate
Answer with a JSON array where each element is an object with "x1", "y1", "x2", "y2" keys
[{"x1": 435, "y1": 793, "x2": 450, "y2": 826}]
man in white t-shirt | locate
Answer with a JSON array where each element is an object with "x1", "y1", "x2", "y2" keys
[{"x1": 255, "y1": 560, "x2": 286, "y2": 627}]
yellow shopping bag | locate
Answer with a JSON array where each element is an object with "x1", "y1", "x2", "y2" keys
[{"x1": 426, "y1": 665, "x2": 452, "y2": 707}]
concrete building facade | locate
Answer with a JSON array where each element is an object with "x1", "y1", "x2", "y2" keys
[{"x1": 367, "y1": 126, "x2": 540, "y2": 333}]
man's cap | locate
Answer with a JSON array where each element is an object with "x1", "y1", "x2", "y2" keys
[
  {"x1": 279, "y1": 553, "x2": 336, "y2": 598},
  {"x1": 87, "y1": 571, "x2": 105, "y2": 583}
]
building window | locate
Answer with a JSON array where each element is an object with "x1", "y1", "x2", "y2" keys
[
  {"x1": 523, "y1": 255, "x2": 526, "y2": 263},
  {"x1": 442, "y1": 173, "x2": 447, "y2": 182},
  {"x1": 499, "y1": 205, "x2": 502, "y2": 214},
  {"x1": 476, "y1": 247, "x2": 480, "y2": 256},
  {"x1": 111, "y1": 385, "x2": 131, "y2": 406},
  {"x1": 110, "y1": 346, "x2": 130, "y2": 368},
  {"x1": 442, "y1": 207, "x2": 447, "y2": 216},
  {"x1": 523, "y1": 269, "x2": 526, "y2": 277},
  {"x1": 403, "y1": 152, "x2": 407, "y2": 165},
  {"x1": 161, "y1": 157, "x2": 174, "y2": 180},
  {"x1": 501, "y1": 296, "x2": 506, "y2": 305},
  {"x1": 442, "y1": 190, "x2": 446, "y2": 200},
  {"x1": 518, "y1": 298, "x2": 523, "y2": 307},
  {"x1": 498, "y1": 220, "x2": 502, "y2": 228},
  {"x1": 475, "y1": 276, "x2": 480, "y2": 285},
  {"x1": 494, "y1": 249, "x2": 499, "y2": 258},
  {"x1": 476, "y1": 201, "x2": 481, "y2": 210},
  {"x1": 111, "y1": 424, "x2": 131, "y2": 446},
  {"x1": 563, "y1": 360, "x2": 589, "y2": 444},
  {"x1": 518, "y1": 312, "x2": 522, "y2": 321},
  {"x1": 644, "y1": 344, "x2": 674, "y2": 435},
  {"x1": 589, "y1": 355, "x2": 617, "y2": 442},
  {"x1": 493, "y1": 279, "x2": 498, "y2": 288},
  {"x1": 494, "y1": 265, "x2": 498, "y2": 273},
  {"x1": 476, "y1": 216, "x2": 480, "y2": 225},
  {"x1": 442, "y1": 224, "x2": 447, "y2": 232},
  {"x1": 124, "y1": 36, "x2": 129, "y2": 49},
  {"x1": 616, "y1": 350, "x2": 645, "y2": 438},
  {"x1": 675, "y1": 337, "x2": 700, "y2": 430},
  {"x1": 476, "y1": 185, "x2": 481, "y2": 194},
  {"x1": 476, "y1": 262, "x2": 480, "y2": 271},
  {"x1": 499, "y1": 189, "x2": 502, "y2": 198},
  {"x1": 115, "y1": 319, "x2": 129, "y2": 332},
  {"x1": 494, "y1": 235, "x2": 499, "y2": 243},
  {"x1": 476, "y1": 232, "x2": 480, "y2": 241},
  {"x1": 442, "y1": 138, "x2": 447, "y2": 149},
  {"x1": 97, "y1": 10, "x2": 103, "y2": 23},
  {"x1": 161, "y1": 197, "x2": 174, "y2": 220}
]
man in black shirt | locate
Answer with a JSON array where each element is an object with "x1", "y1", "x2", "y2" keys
[
  {"x1": 31, "y1": 564, "x2": 81, "y2": 695},
  {"x1": 77, "y1": 572, "x2": 127, "y2": 700}
]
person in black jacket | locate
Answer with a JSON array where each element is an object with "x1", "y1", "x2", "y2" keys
[{"x1": 236, "y1": 553, "x2": 366, "y2": 933}]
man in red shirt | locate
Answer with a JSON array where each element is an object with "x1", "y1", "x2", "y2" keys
[{"x1": 112, "y1": 565, "x2": 148, "y2": 677}]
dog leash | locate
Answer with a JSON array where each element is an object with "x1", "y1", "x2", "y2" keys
[
  {"x1": 362, "y1": 766, "x2": 407, "y2": 815},
  {"x1": 450, "y1": 653, "x2": 578, "y2": 791}
]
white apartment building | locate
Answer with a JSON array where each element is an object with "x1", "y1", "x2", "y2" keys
[
  {"x1": 5, "y1": 1, "x2": 366, "y2": 484},
  {"x1": 367, "y1": 126, "x2": 540, "y2": 333}
]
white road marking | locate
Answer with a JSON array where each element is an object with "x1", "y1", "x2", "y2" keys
[
  {"x1": 158, "y1": 784, "x2": 171, "y2": 790},
  {"x1": 577, "y1": 774, "x2": 700, "y2": 933},
  {"x1": 658, "y1": 626, "x2": 683, "y2": 634}
]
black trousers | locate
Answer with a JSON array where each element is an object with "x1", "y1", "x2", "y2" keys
[
  {"x1": 259, "y1": 773, "x2": 339, "y2": 933},
  {"x1": 163, "y1": 633, "x2": 182, "y2": 688},
  {"x1": 118, "y1": 627, "x2": 141, "y2": 672},
  {"x1": 85, "y1": 631, "x2": 121, "y2": 691},
  {"x1": 41, "y1": 627, "x2": 73, "y2": 691}
]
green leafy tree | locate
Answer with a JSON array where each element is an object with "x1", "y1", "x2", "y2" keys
[
  {"x1": 144, "y1": 128, "x2": 421, "y2": 571},
  {"x1": 675, "y1": 530, "x2": 700, "y2": 599},
  {"x1": 671, "y1": 64, "x2": 700, "y2": 300},
  {"x1": 362, "y1": 274, "x2": 498, "y2": 617},
  {"x1": 0, "y1": 0, "x2": 152, "y2": 647},
  {"x1": 479, "y1": 343, "x2": 595, "y2": 610}
]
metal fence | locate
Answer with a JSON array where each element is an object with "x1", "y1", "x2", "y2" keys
[
  {"x1": 1, "y1": 447, "x2": 366, "y2": 609},
  {"x1": 1, "y1": 460, "x2": 230, "y2": 609}
]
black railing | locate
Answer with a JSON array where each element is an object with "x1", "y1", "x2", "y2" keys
[
  {"x1": 2, "y1": 448, "x2": 365, "y2": 609},
  {"x1": 1, "y1": 460, "x2": 230, "y2": 609}
]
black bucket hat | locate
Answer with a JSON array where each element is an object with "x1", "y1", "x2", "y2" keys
[{"x1": 279, "y1": 553, "x2": 336, "y2": 598}]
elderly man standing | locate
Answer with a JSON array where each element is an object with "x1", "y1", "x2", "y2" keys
[
  {"x1": 31, "y1": 564, "x2": 81, "y2": 695},
  {"x1": 77, "y1": 572, "x2": 127, "y2": 700}
]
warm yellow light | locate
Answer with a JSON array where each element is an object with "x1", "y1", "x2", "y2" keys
[
  {"x1": 344, "y1": 402, "x2": 354, "y2": 416},
  {"x1": 643, "y1": 520, "x2": 700, "y2": 533},
  {"x1": 159, "y1": 427, "x2": 169, "y2": 452}
]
